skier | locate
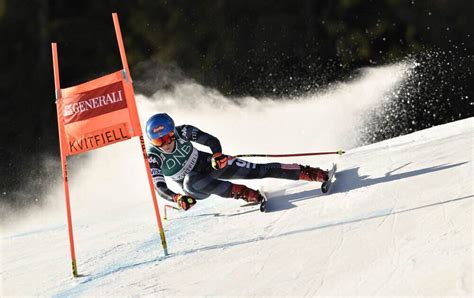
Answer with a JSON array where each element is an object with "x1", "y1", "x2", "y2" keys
[{"x1": 146, "y1": 113, "x2": 329, "y2": 211}]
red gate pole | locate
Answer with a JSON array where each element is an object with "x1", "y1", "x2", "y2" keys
[
  {"x1": 112, "y1": 13, "x2": 130, "y2": 77},
  {"x1": 52, "y1": 42, "x2": 78, "y2": 277},
  {"x1": 112, "y1": 13, "x2": 168, "y2": 255},
  {"x1": 139, "y1": 136, "x2": 169, "y2": 255}
]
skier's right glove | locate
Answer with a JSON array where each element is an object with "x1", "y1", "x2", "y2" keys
[{"x1": 173, "y1": 194, "x2": 197, "y2": 211}]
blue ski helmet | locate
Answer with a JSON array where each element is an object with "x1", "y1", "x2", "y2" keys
[{"x1": 146, "y1": 113, "x2": 175, "y2": 140}]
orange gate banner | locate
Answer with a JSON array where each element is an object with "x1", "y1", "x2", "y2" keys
[{"x1": 57, "y1": 70, "x2": 141, "y2": 156}]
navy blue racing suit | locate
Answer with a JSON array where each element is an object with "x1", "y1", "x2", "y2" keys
[{"x1": 147, "y1": 125, "x2": 301, "y2": 201}]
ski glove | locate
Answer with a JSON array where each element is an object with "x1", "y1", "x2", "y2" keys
[
  {"x1": 211, "y1": 152, "x2": 229, "y2": 170},
  {"x1": 174, "y1": 194, "x2": 197, "y2": 211}
]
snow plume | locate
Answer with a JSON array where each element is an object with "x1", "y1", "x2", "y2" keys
[
  {"x1": 137, "y1": 62, "x2": 412, "y2": 154},
  {"x1": 360, "y1": 50, "x2": 474, "y2": 144},
  {"x1": 1, "y1": 62, "x2": 411, "y2": 232}
]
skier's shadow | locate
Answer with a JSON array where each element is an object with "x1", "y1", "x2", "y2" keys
[
  {"x1": 265, "y1": 161, "x2": 469, "y2": 212},
  {"x1": 332, "y1": 162, "x2": 468, "y2": 193}
]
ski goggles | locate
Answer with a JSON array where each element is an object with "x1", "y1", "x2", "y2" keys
[{"x1": 150, "y1": 131, "x2": 175, "y2": 147}]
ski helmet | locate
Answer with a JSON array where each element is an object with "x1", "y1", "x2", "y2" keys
[{"x1": 146, "y1": 113, "x2": 175, "y2": 140}]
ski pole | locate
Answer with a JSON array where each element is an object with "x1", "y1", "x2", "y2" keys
[
  {"x1": 164, "y1": 204, "x2": 181, "y2": 220},
  {"x1": 232, "y1": 150, "x2": 345, "y2": 159}
]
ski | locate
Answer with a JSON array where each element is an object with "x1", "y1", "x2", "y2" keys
[
  {"x1": 259, "y1": 188, "x2": 269, "y2": 212},
  {"x1": 321, "y1": 163, "x2": 337, "y2": 193}
]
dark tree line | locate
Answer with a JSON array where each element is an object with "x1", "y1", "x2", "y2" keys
[{"x1": 0, "y1": 0, "x2": 472, "y2": 207}]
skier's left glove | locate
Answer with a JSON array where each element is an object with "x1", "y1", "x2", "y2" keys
[
  {"x1": 211, "y1": 152, "x2": 229, "y2": 170},
  {"x1": 173, "y1": 194, "x2": 197, "y2": 211}
]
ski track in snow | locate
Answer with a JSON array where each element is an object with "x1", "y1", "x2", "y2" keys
[{"x1": 1, "y1": 63, "x2": 473, "y2": 296}]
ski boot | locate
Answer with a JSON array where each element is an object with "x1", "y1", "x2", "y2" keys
[
  {"x1": 231, "y1": 184, "x2": 262, "y2": 203},
  {"x1": 299, "y1": 165, "x2": 329, "y2": 183}
]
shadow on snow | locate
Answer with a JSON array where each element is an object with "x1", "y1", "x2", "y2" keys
[
  {"x1": 265, "y1": 162, "x2": 468, "y2": 212},
  {"x1": 332, "y1": 162, "x2": 468, "y2": 194}
]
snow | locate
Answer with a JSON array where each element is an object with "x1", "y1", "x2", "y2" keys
[{"x1": 1, "y1": 63, "x2": 472, "y2": 296}]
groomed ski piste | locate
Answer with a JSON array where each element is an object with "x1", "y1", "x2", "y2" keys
[{"x1": 1, "y1": 63, "x2": 472, "y2": 296}]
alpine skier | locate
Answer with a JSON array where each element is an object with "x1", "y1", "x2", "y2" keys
[{"x1": 146, "y1": 113, "x2": 329, "y2": 211}]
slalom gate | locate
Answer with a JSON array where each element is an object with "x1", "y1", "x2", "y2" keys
[{"x1": 51, "y1": 13, "x2": 168, "y2": 278}]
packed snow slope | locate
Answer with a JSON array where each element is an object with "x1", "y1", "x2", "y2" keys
[{"x1": 1, "y1": 64, "x2": 472, "y2": 296}]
